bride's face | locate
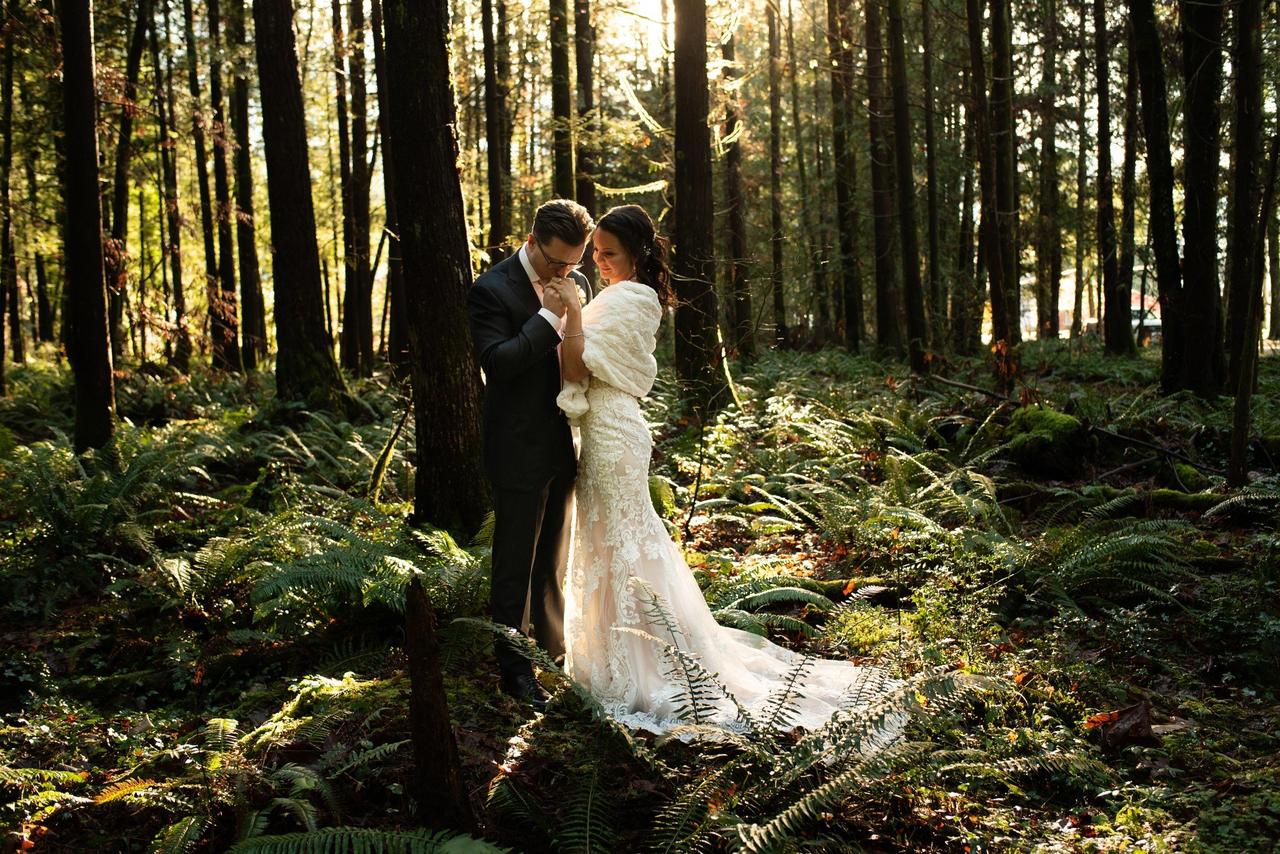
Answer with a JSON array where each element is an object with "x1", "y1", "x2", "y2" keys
[{"x1": 591, "y1": 228, "x2": 634, "y2": 284}]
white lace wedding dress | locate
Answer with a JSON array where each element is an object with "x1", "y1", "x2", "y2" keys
[{"x1": 556, "y1": 280, "x2": 905, "y2": 738}]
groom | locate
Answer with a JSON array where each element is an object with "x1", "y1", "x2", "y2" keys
[{"x1": 466, "y1": 199, "x2": 594, "y2": 709}]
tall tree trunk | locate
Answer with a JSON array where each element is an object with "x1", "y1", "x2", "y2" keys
[
  {"x1": 103, "y1": 0, "x2": 151, "y2": 364},
  {"x1": 0, "y1": 0, "x2": 18, "y2": 368},
  {"x1": 786, "y1": 0, "x2": 823, "y2": 342},
  {"x1": 230, "y1": 0, "x2": 264, "y2": 369},
  {"x1": 952, "y1": 84, "x2": 980, "y2": 352},
  {"x1": 827, "y1": 0, "x2": 861, "y2": 351},
  {"x1": 206, "y1": 0, "x2": 239, "y2": 371},
  {"x1": 965, "y1": 0, "x2": 1010, "y2": 344},
  {"x1": 574, "y1": 0, "x2": 597, "y2": 282},
  {"x1": 254, "y1": 0, "x2": 352, "y2": 413},
  {"x1": 672, "y1": 0, "x2": 728, "y2": 417},
  {"x1": 371, "y1": 0, "x2": 409, "y2": 373},
  {"x1": 989, "y1": 0, "x2": 1020, "y2": 342},
  {"x1": 1035, "y1": 0, "x2": 1060, "y2": 339},
  {"x1": 61, "y1": 0, "x2": 116, "y2": 451},
  {"x1": 482, "y1": 0, "x2": 507, "y2": 260},
  {"x1": 1118, "y1": 30, "x2": 1138, "y2": 338},
  {"x1": 1180, "y1": 0, "x2": 1225, "y2": 391},
  {"x1": 1072, "y1": 0, "x2": 1087, "y2": 340},
  {"x1": 1096, "y1": 0, "x2": 1130, "y2": 355},
  {"x1": 384, "y1": 0, "x2": 489, "y2": 534},
  {"x1": 866, "y1": 0, "x2": 902, "y2": 356},
  {"x1": 550, "y1": 0, "x2": 573, "y2": 198},
  {"x1": 35, "y1": 254, "x2": 52, "y2": 343},
  {"x1": 1269, "y1": 202, "x2": 1280, "y2": 340},
  {"x1": 721, "y1": 35, "x2": 753, "y2": 361},
  {"x1": 182, "y1": 0, "x2": 219, "y2": 364},
  {"x1": 1224, "y1": 0, "x2": 1262, "y2": 392},
  {"x1": 155, "y1": 0, "x2": 190, "y2": 371},
  {"x1": 332, "y1": 0, "x2": 358, "y2": 373},
  {"x1": 767, "y1": 2, "x2": 787, "y2": 349},
  {"x1": 886, "y1": 0, "x2": 927, "y2": 371},
  {"x1": 350, "y1": 0, "x2": 373, "y2": 374},
  {"x1": 921, "y1": 0, "x2": 942, "y2": 348},
  {"x1": 1129, "y1": 0, "x2": 1184, "y2": 391}
]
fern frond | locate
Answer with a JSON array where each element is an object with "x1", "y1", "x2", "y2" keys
[
  {"x1": 227, "y1": 826, "x2": 508, "y2": 853},
  {"x1": 149, "y1": 815, "x2": 209, "y2": 854}
]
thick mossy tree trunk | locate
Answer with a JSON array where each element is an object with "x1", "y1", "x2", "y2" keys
[
  {"x1": 1128, "y1": 0, "x2": 1185, "y2": 392},
  {"x1": 61, "y1": 0, "x2": 116, "y2": 452},
  {"x1": 549, "y1": 0, "x2": 573, "y2": 198},
  {"x1": 253, "y1": 0, "x2": 352, "y2": 414},
  {"x1": 1096, "y1": 0, "x2": 1132, "y2": 356},
  {"x1": 1180, "y1": 0, "x2": 1225, "y2": 392},
  {"x1": 383, "y1": 0, "x2": 489, "y2": 534},
  {"x1": 721, "y1": 36, "x2": 754, "y2": 361},
  {"x1": 230, "y1": 0, "x2": 265, "y2": 369},
  {"x1": 826, "y1": 0, "x2": 861, "y2": 351},
  {"x1": 370, "y1": 0, "x2": 409, "y2": 374},
  {"x1": 886, "y1": 0, "x2": 927, "y2": 372},
  {"x1": 1035, "y1": 0, "x2": 1061, "y2": 340},
  {"x1": 672, "y1": 0, "x2": 728, "y2": 418},
  {"x1": 767, "y1": 4, "x2": 787, "y2": 349}
]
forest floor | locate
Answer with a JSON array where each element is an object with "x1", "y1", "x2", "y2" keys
[{"x1": 1, "y1": 338, "x2": 1278, "y2": 853}]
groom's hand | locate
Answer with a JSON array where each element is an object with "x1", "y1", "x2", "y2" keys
[
  {"x1": 549, "y1": 278, "x2": 582, "y2": 313},
  {"x1": 541, "y1": 282, "x2": 568, "y2": 318}
]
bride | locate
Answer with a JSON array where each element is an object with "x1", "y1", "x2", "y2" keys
[{"x1": 550, "y1": 205, "x2": 904, "y2": 736}]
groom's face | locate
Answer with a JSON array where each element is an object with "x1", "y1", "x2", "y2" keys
[{"x1": 527, "y1": 234, "x2": 587, "y2": 281}]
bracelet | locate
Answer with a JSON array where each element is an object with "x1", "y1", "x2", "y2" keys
[{"x1": 563, "y1": 331, "x2": 584, "y2": 339}]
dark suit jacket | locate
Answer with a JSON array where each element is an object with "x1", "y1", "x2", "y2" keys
[{"x1": 466, "y1": 253, "x2": 593, "y2": 491}]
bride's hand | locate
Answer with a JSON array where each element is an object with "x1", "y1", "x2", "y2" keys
[{"x1": 551, "y1": 278, "x2": 582, "y2": 314}]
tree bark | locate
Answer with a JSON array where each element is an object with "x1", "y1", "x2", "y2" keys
[
  {"x1": 403, "y1": 578, "x2": 476, "y2": 833},
  {"x1": 349, "y1": 0, "x2": 373, "y2": 374},
  {"x1": 1269, "y1": 201, "x2": 1280, "y2": 340},
  {"x1": 767, "y1": 3, "x2": 787, "y2": 349},
  {"x1": 721, "y1": 35, "x2": 753, "y2": 361},
  {"x1": 1035, "y1": 0, "x2": 1061, "y2": 339},
  {"x1": 827, "y1": 0, "x2": 861, "y2": 351},
  {"x1": 371, "y1": 0, "x2": 409, "y2": 374},
  {"x1": 866, "y1": 0, "x2": 902, "y2": 357},
  {"x1": 964, "y1": 0, "x2": 1010, "y2": 345},
  {"x1": 181, "y1": 0, "x2": 220, "y2": 366},
  {"x1": 1118, "y1": 29, "x2": 1138, "y2": 340},
  {"x1": 886, "y1": 0, "x2": 927, "y2": 371},
  {"x1": 332, "y1": 0, "x2": 358, "y2": 374},
  {"x1": 383, "y1": 0, "x2": 490, "y2": 533},
  {"x1": 254, "y1": 0, "x2": 352, "y2": 413},
  {"x1": 1096, "y1": 0, "x2": 1131, "y2": 355},
  {"x1": 230, "y1": 0, "x2": 265, "y2": 369},
  {"x1": 482, "y1": 0, "x2": 508, "y2": 260},
  {"x1": 921, "y1": 0, "x2": 942, "y2": 348},
  {"x1": 1224, "y1": 0, "x2": 1262, "y2": 392},
  {"x1": 1179, "y1": 0, "x2": 1225, "y2": 391},
  {"x1": 103, "y1": 0, "x2": 151, "y2": 364},
  {"x1": 952, "y1": 79, "x2": 981, "y2": 353},
  {"x1": 786, "y1": 0, "x2": 824, "y2": 342},
  {"x1": 61, "y1": 0, "x2": 116, "y2": 451},
  {"x1": 1128, "y1": 0, "x2": 1184, "y2": 392},
  {"x1": 154, "y1": 0, "x2": 191, "y2": 370},
  {"x1": 672, "y1": 0, "x2": 728, "y2": 418},
  {"x1": 205, "y1": 0, "x2": 240, "y2": 372},
  {"x1": 1072, "y1": 0, "x2": 1087, "y2": 339},
  {"x1": 550, "y1": 0, "x2": 574, "y2": 198},
  {"x1": 574, "y1": 0, "x2": 597, "y2": 282},
  {"x1": 989, "y1": 0, "x2": 1020, "y2": 342}
]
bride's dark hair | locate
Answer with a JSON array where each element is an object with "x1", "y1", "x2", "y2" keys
[{"x1": 595, "y1": 205, "x2": 672, "y2": 307}]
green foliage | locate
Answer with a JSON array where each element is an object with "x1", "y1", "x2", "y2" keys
[{"x1": 226, "y1": 827, "x2": 508, "y2": 854}]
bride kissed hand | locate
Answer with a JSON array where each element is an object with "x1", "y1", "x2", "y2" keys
[{"x1": 552, "y1": 278, "x2": 589, "y2": 384}]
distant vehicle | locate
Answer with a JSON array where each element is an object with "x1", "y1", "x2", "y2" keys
[{"x1": 1132, "y1": 307, "x2": 1161, "y2": 346}]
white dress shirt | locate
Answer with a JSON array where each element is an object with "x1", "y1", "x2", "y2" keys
[{"x1": 518, "y1": 244, "x2": 565, "y2": 336}]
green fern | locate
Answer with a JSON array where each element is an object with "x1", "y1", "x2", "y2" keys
[
  {"x1": 227, "y1": 826, "x2": 508, "y2": 853},
  {"x1": 149, "y1": 815, "x2": 210, "y2": 854}
]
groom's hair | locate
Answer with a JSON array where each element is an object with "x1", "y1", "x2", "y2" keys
[{"x1": 531, "y1": 199, "x2": 594, "y2": 246}]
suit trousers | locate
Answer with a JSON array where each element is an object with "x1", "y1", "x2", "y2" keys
[{"x1": 490, "y1": 469, "x2": 574, "y2": 680}]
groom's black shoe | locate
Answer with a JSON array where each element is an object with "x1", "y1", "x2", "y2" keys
[{"x1": 500, "y1": 671, "x2": 551, "y2": 711}]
